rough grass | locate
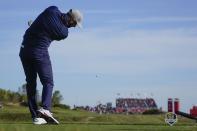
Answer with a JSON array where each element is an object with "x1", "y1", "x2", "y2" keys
[{"x1": 0, "y1": 105, "x2": 197, "y2": 131}]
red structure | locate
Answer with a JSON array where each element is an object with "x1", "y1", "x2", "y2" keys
[
  {"x1": 174, "y1": 98, "x2": 180, "y2": 113},
  {"x1": 190, "y1": 106, "x2": 197, "y2": 117},
  {"x1": 168, "y1": 99, "x2": 197, "y2": 121},
  {"x1": 168, "y1": 98, "x2": 173, "y2": 112},
  {"x1": 116, "y1": 98, "x2": 158, "y2": 114}
]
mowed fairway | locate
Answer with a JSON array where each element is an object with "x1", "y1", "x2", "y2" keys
[
  {"x1": 0, "y1": 123, "x2": 197, "y2": 131},
  {"x1": 0, "y1": 105, "x2": 197, "y2": 131}
]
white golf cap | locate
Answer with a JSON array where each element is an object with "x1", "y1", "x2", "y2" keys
[{"x1": 70, "y1": 9, "x2": 83, "y2": 28}]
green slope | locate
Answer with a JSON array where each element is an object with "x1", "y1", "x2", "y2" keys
[{"x1": 0, "y1": 105, "x2": 196, "y2": 126}]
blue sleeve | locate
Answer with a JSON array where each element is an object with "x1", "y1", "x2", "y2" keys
[{"x1": 43, "y1": 6, "x2": 68, "y2": 41}]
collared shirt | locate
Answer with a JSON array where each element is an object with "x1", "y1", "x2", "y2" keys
[{"x1": 22, "y1": 6, "x2": 68, "y2": 50}]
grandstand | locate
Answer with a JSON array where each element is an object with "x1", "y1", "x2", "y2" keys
[{"x1": 116, "y1": 98, "x2": 158, "y2": 113}]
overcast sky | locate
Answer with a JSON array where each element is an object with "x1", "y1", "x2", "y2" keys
[{"x1": 0, "y1": 0, "x2": 197, "y2": 112}]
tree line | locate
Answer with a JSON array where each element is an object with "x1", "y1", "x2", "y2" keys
[
  {"x1": 0, "y1": 84, "x2": 70, "y2": 109},
  {"x1": 0, "y1": 88, "x2": 26, "y2": 103}
]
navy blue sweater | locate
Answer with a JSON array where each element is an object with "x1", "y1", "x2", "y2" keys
[{"x1": 22, "y1": 6, "x2": 68, "y2": 50}]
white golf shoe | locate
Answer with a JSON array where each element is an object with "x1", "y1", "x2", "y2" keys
[
  {"x1": 37, "y1": 108, "x2": 59, "y2": 124},
  {"x1": 33, "y1": 118, "x2": 47, "y2": 125}
]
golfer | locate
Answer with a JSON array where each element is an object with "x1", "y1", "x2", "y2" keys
[{"x1": 19, "y1": 6, "x2": 83, "y2": 124}]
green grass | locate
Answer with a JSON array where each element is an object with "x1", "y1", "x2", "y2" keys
[
  {"x1": 0, "y1": 105, "x2": 197, "y2": 131},
  {"x1": 0, "y1": 124, "x2": 197, "y2": 131}
]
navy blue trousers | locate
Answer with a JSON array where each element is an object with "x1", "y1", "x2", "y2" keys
[{"x1": 19, "y1": 47, "x2": 53, "y2": 118}]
